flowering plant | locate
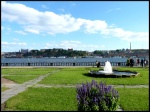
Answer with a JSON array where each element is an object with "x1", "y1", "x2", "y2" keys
[{"x1": 76, "y1": 80, "x2": 119, "y2": 111}]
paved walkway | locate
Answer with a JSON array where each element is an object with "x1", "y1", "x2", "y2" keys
[
  {"x1": 1, "y1": 68, "x2": 149, "y2": 111},
  {"x1": 1, "y1": 69, "x2": 60, "y2": 104}
]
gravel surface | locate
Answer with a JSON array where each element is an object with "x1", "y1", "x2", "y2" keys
[{"x1": 1, "y1": 78, "x2": 17, "y2": 84}]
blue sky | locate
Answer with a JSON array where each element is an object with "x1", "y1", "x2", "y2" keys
[{"x1": 2, "y1": 1, "x2": 149, "y2": 52}]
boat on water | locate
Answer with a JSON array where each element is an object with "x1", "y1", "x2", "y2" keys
[{"x1": 57, "y1": 56, "x2": 66, "y2": 58}]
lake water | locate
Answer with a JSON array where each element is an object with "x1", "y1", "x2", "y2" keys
[{"x1": 1, "y1": 57, "x2": 128, "y2": 63}]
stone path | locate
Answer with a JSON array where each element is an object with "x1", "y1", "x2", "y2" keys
[
  {"x1": 1, "y1": 68, "x2": 149, "y2": 111},
  {"x1": 1, "y1": 69, "x2": 60, "y2": 104}
]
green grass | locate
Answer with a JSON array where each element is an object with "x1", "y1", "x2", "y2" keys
[
  {"x1": 1, "y1": 68, "x2": 57, "y2": 84},
  {"x1": 4, "y1": 87, "x2": 149, "y2": 111},
  {"x1": 39, "y1": 67, "x2": 149, "y2": 85},
  {"x1": 3, "y1": 76, "x2": 39, "y2": 84},
  {"x1": 1, "y1": 87, "x2": 9, "y2": 92},
  {"x1": 2, "y1": 67, "x2": 149, "y2": 111},
  {"x1": 116, "y1": 88, "x2": 149, "y2": 111},
  {"x1": 1, "y1": 68, "x2": 56, "y2": 76},
  {"x1": 4, "y1": 87, "x2": 77, "y2": 111}
]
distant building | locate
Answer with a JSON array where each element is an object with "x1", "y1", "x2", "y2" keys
[
  {"x1": 68, "y1": 48, "x2": 73, "y2": 51},
  {"x1": 21, "y1": 49, "x2": 28, "y2": 54}
]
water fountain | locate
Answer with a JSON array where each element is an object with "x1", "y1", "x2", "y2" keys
[{"x1": 89, "y1": 61, "x2": 139, "y2": 77}]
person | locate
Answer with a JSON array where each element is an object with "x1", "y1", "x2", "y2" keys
[
  {"x1": 144, "y1": 59, "x2": 147, "y2": 67},
  {"x1": 130, "y1": 58, "x2": 133, "y2": 67},
  {"x1": 137, "y1": 58, "x2": 139, "y2": 66},
  {"x1": 141, "y1": 59, "x2": 144, "y2": 67},
  {"x1": 132, "y1": 58, "x2": 134, "y2": 67},
  {"x1": 97, "y1": 61, "x2": 100, "y2": 68},
  {"x1": 96, "y1": 60, "x2": 98, "y2": 67},
  {"x1": 126, "y1": 58, "x2": 130, "y2": 66}
]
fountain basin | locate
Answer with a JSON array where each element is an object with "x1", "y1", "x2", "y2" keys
[
  {"x1": 89, "y1": 70, "x2": 139, "y2": 77},
  {"x1": 89, "y1": 61, "x2": 139, "y2": 77}
]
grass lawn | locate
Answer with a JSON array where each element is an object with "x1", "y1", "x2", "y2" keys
[
  {"x1": 3, "y1": 87, "x2": 149, "y2": 111},
  {"x1": 39, "y1": 67, "x2": 149, "y2": 85},
  {"x1": 1, "y1": 87, "x2": 9, "y2": 92},
  {"x1": 1, "y1": 67, "x2": 149, "y2": 111},
  {"x1": 1, "y1": 68, "x2": 57, "y2": 76},
  {"x1": 3, "y1": 75, "x2": 39, "y2": 84},
  {"x1": 116, "y1": 88, "x2": 149, "y2": 111},
  {"x1": 4, "y1": 87, "x2": 77, "y2": 111},
  {"x1": 1, "y1": 68, "x2": 57, "y2": 84}
]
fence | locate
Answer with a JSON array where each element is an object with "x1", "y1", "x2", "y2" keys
[{"x1": 1, "y1": 62, "x2": 127, "y2": 66}]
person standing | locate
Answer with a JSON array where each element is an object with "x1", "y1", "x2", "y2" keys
[
  {"x1": 130, "y1": 58, "x2": 134, "y2": 67},
  {"x1": 137, "y1": 58, "x2": 139, "y2": 66},
  {"x1": 97, "y1": 61, "x2": 100, "y2": 68},
  {"x1": 141, "y1": 59, "x2": 144, "y2": 67},
  {"x1": 144, "y1": 59, "x2": 147, "y2": 67},
  {"x1": 126, "y1": 58, "x2": 130, "y2": 66},
  {"x1": 96, "y1": 60, "x2": 98, "y2": 67}
]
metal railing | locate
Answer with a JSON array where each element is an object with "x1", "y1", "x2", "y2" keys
[{"x1": 1, "y1": 62, "x2": 127, "y2": 66}]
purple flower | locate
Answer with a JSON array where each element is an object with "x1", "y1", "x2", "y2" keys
[{"x1": 76, "y1": 80, "x2": 119, "y2": 111}]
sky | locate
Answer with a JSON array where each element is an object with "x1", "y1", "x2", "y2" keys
[{"x1": 1, "y1": 1, "x2": 149, "y2": 52}]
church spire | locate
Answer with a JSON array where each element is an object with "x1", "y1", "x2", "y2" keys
[{"x1": 130, "y1": 42, "x2": 131, "y2": 51}]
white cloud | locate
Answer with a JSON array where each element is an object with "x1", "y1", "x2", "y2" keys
[
  {"x1": 14, "y1": 30, "x2": 27, "y2": 35},
  {"x1": 1, "y1": 1, "x2": 107, "y2": 35},
  {"x1": 42, "y1": 5, "x2": 48, "y2": 9},
  {"x1": 45, "y1": 40, "x2": 105, "y2": 51},
  {"x1": 70, "y1": 3, "x2": 76, "y2": 7},
  {"x1": 25, "y1": 29, "x2": 39, "y2": 34},
  {"x1": 58, "y1": 8, "x2": 65, "y2": 12},
  {"x1": 2, "y1": 41, "x2": 27, "y2": 46},
  {"x1": 6, "y1": 27, "x2": 12, "y2": 31},
  {"x1": 105, "y1": 8, "x2": 121, "y2": 13},
  {"x1": 1, "y1": 26, "x2": 4, "y2": 30},
  {"x1": 101, "y1": 28, "x2": 148, "y2": 42},
  {"x1": 1, "y1": 1, "x2": 148, "y2": 43},
  {"x1": 13, "y1": 38, "x2": 20, "y2": 41},
  {"x1": 82, "y1": 19, "x2": 108, "y2": 33}
]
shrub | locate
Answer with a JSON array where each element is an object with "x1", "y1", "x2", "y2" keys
[{"x1": 76, "y1": 80, "x2": 119, "y2": 111}]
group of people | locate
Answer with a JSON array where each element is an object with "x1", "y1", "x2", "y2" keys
[
  {"x1": 95, "y1": 58, "x2": 148, "y2": 68},
  {"x1": 138, "y1": 58, "x2": 148, "y2": 67},
  {"x1": 126, "y1": 58, "x2": 134, "y2": 67},
  {"x1": 126, "y1": 58, "x2": 148, "y2": 67}
]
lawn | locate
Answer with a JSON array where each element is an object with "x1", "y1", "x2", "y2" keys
[
  {"x1": 3, "y1": 75, "x2": 39, "y2": 84},
  {"x1": 1, "y1": 87, "x2": 9, "y2": 92},
  {"x1": 116, "y1": 88, "x2": 149, "y2": 111},
  {"x1": 2, "y1": 67, "x2": 149, "y2": 111},
  {"x1": 39, "y1": 67, "x2": 149, "y2": 85},
  {"x1": 4, "y1": 87, "x2": 77, "y2": 111},
  {"x1": 1, "y1": 68, "x2": 57, "y2": 76},
  {"x1": 3, "y1": 87, "x2": 149, "y2": 111},
  {"x1": 1, "y1": 68, "x2": 57, "y2": 84}
]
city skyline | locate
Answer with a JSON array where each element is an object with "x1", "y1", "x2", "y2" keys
[{"x1": 2, "y1": 1, "x2": 149, "y2": 52}]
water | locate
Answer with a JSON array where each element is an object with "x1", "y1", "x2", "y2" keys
[
  {"x1": 104, "y1": 61, "x2": 113, "y2": 73},
  {"x1": 112, "y1": 70, "x2": 137, "y2": 76},
  {"x1": 89, "y1": 61, "x2": 138, "y2": 76},
  {"x1": 1, "y1": 57, "x2": 128, "y2": 63}
]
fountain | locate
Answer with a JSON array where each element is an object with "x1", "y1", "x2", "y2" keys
[{"x1": 89, "y1": 61, "x2": 139, "y2": 77}]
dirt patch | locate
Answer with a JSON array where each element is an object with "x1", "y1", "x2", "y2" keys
[
  {"x1": 1, "y1": 78, "x2": 17, "y2": 84},
  {"x1": 1, "y1": 103, "x2": 6, "y2": 111}
]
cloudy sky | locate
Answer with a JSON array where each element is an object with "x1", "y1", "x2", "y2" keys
[{"x1": 1, "y1": 1, "x2": 149, "y2": 52}]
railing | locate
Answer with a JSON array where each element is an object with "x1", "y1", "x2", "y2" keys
[{"x1": 1, "y1": 62, "x2": 127, "y2": 66}]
